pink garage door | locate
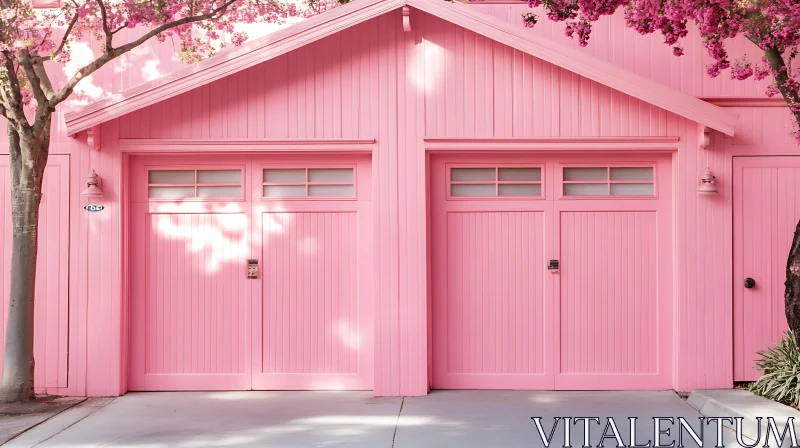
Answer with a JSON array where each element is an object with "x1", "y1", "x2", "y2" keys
[
  {"x1": 431, "y1": 154, "x2": 673, "y2": 390},
  {"x1": 128, "y1": 154, "x2": 372, "y2": 391},
  {"x1": 734, "y1": 156, "x2": 800, "y2": 381},
  {"x1": 0, "y1": 155, "x2": 70, "y2": 392}
]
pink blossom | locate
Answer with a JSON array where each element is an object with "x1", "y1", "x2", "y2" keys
[
  {"x1": 754, "y1": 58, "x2": 772, "y2": 81},
  {"x1": 564, "y1": 18, "x2": 592, "y2": 47},
  {"x1": 766, "y1": 84, "x2": 781, "y2": 97},
  {"x1": 731, "y1": 58, "x2": 754, "y2": 80},
  {"x1": 731, "y1": 64, "x2": 754, "y2": 80},
  {"x1": 522, "y1": 12, "x2": 538, "y2": 28},
  {"x1": 0, "y1": 0, "x2": 308, "y2": 107}
]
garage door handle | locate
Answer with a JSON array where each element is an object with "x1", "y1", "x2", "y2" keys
[
  {"x1": 744, "y1": 277, "x2": 755, "y2": 289},
  {"x1": 548, "y1": 259, "x2": 559, "y2": 273}
]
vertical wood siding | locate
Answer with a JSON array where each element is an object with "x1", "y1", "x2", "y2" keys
[
  {"x1": 118, "y1": 13, "x2": 673, "y2": 141},
  {"x1": 735, "y1": 166, "x2": 783, "y2": 380},
  {"x1": 144, "y1": 213, "x2": 248, "y2": 376},
  {"x1": 560, "y1": 211, "x2": 657, "y2": 375},
  {"x1": 84, "y1": 122, "x2": 124, "y2": 396},
  {"x1": 261, "y1": 212, "x2": 359, "y2": 375},
  {"x1": 445, "y1": 211, "x2": 547, "y2": 375}
]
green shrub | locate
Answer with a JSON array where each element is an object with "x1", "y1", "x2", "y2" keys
[{"x1": 748, "y1": 331, "x2": 800, "y2": 407}]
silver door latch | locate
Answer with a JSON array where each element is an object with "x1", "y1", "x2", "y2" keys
[{"x1": 247, "y1": 259, "x2": 258, "y2": 279}]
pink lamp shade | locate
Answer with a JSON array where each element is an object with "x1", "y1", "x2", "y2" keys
[
  {"x1": 697, "y1": 168, "x2": 717, "y2": 195},
  {"x1": 82, "y1": 170, "x2": 102, "y2": 196}
]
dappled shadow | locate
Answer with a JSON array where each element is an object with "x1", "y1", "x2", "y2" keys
[
  {"x1": 36, "y1": 391, "x2": 401, "y2": 447},
  {"x1": 136, "y1": 191, "x2": 364, "y2": 382}
]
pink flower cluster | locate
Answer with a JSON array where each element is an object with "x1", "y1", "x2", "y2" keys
[
  {"x1": 730, "y1": 62, "x2": 754, "y2": 81},
  {"x1": 522, "y1": 12, "x2": 539, "y2": 28},
  {"x1": 564, "y1": 19, "x2": 592, "y2": 46}
]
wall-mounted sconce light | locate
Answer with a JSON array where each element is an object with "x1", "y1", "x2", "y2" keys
[
  {"x1": 82, "y1": 170, "x2": 102, "y2": 196},
  {"x1": 697, "y1": 168, "x2": 717, "y2": 195},
  {"x1": 697, "y1": 125, "x2": 716, "y2": 195}
]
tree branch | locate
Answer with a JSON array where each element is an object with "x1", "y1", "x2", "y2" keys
[
  {"x1": 49, "y1": 0, "x2": 238, "y2": 107},
  {"x1": 0, "y1": 53, "x2": 29, "y2": 127},
  {"x1": 18, "y1": 53, "x2": 56, "y2": 142},
  {"x1": 18, "y1": 53, "x2": 48, "y2": 111},
  {"x1": 33, "y1": 2, "x2": 80, "y2": 63},
  {"x1": 54, "y1": 3, "x2": 81, "y2": 55},
  {"x1": 31, "y1": 63, "x2": 54, "y2": 101},
  {"x1": 111, "y1": 23, "x2": 129, "y2": 35},
  {"x1": 97, "y1": 0, "x2": 114, "y2": 52},
  {"x1": 764, "y1": 47, "x2": 800, "y2": 129},
  {"x1": 32, "y1": 3, "x2": 81, "y2": 64}
]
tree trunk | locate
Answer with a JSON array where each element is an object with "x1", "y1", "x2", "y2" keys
[
  {"x1": 786, "y1": 219, "x2": 800, "y2": 345},
  {"x1": 763, "y1": 47, "x2": 800, "y2": 141},
  {"x1": 0, "y1": 119, "x2": 50, "y2": 403}
]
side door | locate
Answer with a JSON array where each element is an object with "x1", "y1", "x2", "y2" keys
[{"x1": 733, "y1": 156, "x2": 800, "y2": 380}]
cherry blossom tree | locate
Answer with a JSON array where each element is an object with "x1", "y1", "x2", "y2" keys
[
  {"x1": 521, "y1": 0, "x2": 800, "y2": 140},
  {"x1": 0, "y1": 0, "x2": 298, "y2": 403}
]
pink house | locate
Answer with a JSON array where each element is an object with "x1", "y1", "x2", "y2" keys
[{"x1": 1, "y1": 0, "x2": 798, "y2": 397}]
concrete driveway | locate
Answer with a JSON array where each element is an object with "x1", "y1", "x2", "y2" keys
[{"x1": 5, "y1": 390, "x2": 729, "y2": 447}]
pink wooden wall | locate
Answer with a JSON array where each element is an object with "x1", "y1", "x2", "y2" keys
[
  {"x1": 107, "y1": 9, "x2": 756, "y2": 394},
  {"x1": 1, "y1": 4, "x2": 798, "y2": 396}
]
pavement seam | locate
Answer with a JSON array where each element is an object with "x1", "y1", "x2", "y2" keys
[
  {"x1": 392, "y1": 396, "x2": 405, "y2": 448},
  {"x1": 1, "y1": 398, "x2": 87, "y2": 446},
  {"x1": 30, "y1": 398, "x2": 115, "y2": 447}
]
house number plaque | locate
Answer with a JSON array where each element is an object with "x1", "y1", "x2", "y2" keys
[{"x1": 247, "y1": 259, "x2": 258, "y2": 279}]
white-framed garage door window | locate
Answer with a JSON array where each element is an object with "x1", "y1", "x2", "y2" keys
[
  {"x1": 447, "y1": 165, "x2": 544, "y2": 199},
  {"x1": 146, "y1": 166, "x2": 245, "y2": 200},
  {"x1": 262, "y1": 166, "x2": 357, "y2": 200},
  {"x1": 561, "y1": 165, "x2": 656, "y2": 198}
]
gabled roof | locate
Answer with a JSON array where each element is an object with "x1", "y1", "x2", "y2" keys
[{"x1": 64, "y1": 0, "x2": 739, "y2": 136}]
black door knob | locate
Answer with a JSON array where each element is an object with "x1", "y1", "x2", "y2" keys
[{"x1": 744, "y1": 278, "x2": 756, "y2": 289}]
